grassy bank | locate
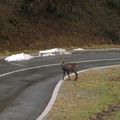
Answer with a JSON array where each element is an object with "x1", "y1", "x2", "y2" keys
[
  {"x1": 0, "y1": 0, "x2": 120, "y2": 51},
  {"x1": 45, "y1": 66, "x2": 120, "y2": 120}
]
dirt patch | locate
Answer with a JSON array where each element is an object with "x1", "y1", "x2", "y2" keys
[
  {"x1": 90, "y1": 104, "x2": 120, "y2": 120},
  {"x1": 110, "y1": 76, "x2": 120, "y2": 82}
]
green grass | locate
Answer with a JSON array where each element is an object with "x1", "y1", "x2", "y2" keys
[
  {"x1": 46, "y1": 67, "x2": 120, "y2": 120},
  {"x1": 107, "y1": 111, "x2": 120, "y2": 120}
]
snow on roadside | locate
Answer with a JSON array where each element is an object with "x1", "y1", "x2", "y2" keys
[
  {"x1": 73, "y1": 48, "x2": 84, "y2": 51},
  {"x1": 5, "y1": 48, "x2": 84, "y2": 62},
  {"x1": 39, "y1": 48, "x2": 71, "y2": 57},
  {"x1": 5, "y1": 53, "x2": 33, "y2": 62}
]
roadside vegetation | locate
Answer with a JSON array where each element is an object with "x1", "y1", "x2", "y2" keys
[
  {"x1": 0, "y1": 0, "x2": 120, "y2": 52},
  {"x1": 46, "y1": 66, "x2": 120, "y2": 120}
]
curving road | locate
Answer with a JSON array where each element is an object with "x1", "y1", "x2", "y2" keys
[{"x1": 0, "y1": 50, "x2": 120, "y2": 120}]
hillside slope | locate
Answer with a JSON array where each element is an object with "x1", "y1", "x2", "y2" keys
[{"x1": 0, "y1": 0, "x2": 120, "y2": 51}]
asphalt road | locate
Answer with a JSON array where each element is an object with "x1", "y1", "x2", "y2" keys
[{"x1": 0, "y1": 50, "x2": 120, "y2": 120}]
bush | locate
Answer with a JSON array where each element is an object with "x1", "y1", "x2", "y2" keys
[
  {"x1": 0, "y1": 35, "x2": 9, "y2": 43},
  {"x1": 102, "y1": 30, "x2": 120, "y2": 44},
  {"x1": 106, "y1": 0, "x2": 120, "y2": 14},
  {"x1": 20, "y1": 0, "x2": 33, "y2": 14}
]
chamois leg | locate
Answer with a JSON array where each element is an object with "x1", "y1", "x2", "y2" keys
[
  {"x1": 75, "y1": 71, "x2": 78, "y2": 81},
  {"x1": 63, "y1": 71, "x2": 66, "y2": 80},
  {"x1": 73, "y1": 70, "x2": 78, "y2": 81},
  {"x1": 67, "y1": 71, "x2": 71, "y2": 80}
]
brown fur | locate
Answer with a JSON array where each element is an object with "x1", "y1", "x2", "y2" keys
[{"x1": 60, "y1": 57, "x2": 78, "y2": 81}]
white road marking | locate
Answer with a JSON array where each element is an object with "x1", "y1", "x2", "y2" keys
[
  {"x1": 73, "y1": 58, "x2": 120, "y2": 64},
  {"x1": 0, "y1": 63, "x2": 59, "y2": 78},
  {"x1": 0, "y1": 58, "x2": 120, "y2": 78},
  {"x1": 36, "y1": 64, "x2": 120, "y2": 120}
]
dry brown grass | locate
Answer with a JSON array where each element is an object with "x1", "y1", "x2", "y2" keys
[{"x1": 0, "y1": 0, "x2": 120, "y2": 52}]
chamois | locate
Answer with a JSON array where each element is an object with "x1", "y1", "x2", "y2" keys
[{"x1": 60, "y1": 56, "x2": 78, "y2": 81}]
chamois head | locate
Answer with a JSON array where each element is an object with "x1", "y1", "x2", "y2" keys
[{"x1": 59, "y1": 56, "x2": 64, "y2": 64}]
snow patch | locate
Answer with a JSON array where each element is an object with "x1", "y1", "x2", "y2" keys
[
  {"x1": 39, "y1": 48, "x2": 70, "y2": 57},
  {"x1": 4, "y1": 48, "x2": 84, "y2": 62},
  {"x1": 5, "y1": 53, "x2": 33, "y2": 62},
  {"x1": 73, "y1": 48, "x2": 84, "y2": 51}
]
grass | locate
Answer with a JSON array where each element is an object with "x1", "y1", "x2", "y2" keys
[
  {"x1": 45, "y1": 67, "x2": 120, "y2": 120},
  {"x1": 107, "y1": 111, "x2": 120, "y2": 120},
  {"x1": 0, "y1": 49, "x2": 40, "y2": 57}
]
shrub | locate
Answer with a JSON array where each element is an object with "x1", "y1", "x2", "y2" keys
[
  {"x1": 0, "y1": 35, "x2": 9, "y2": 43},
  {"x1": 20, "y1": 0, "x2": 33, "y2": 14}
]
